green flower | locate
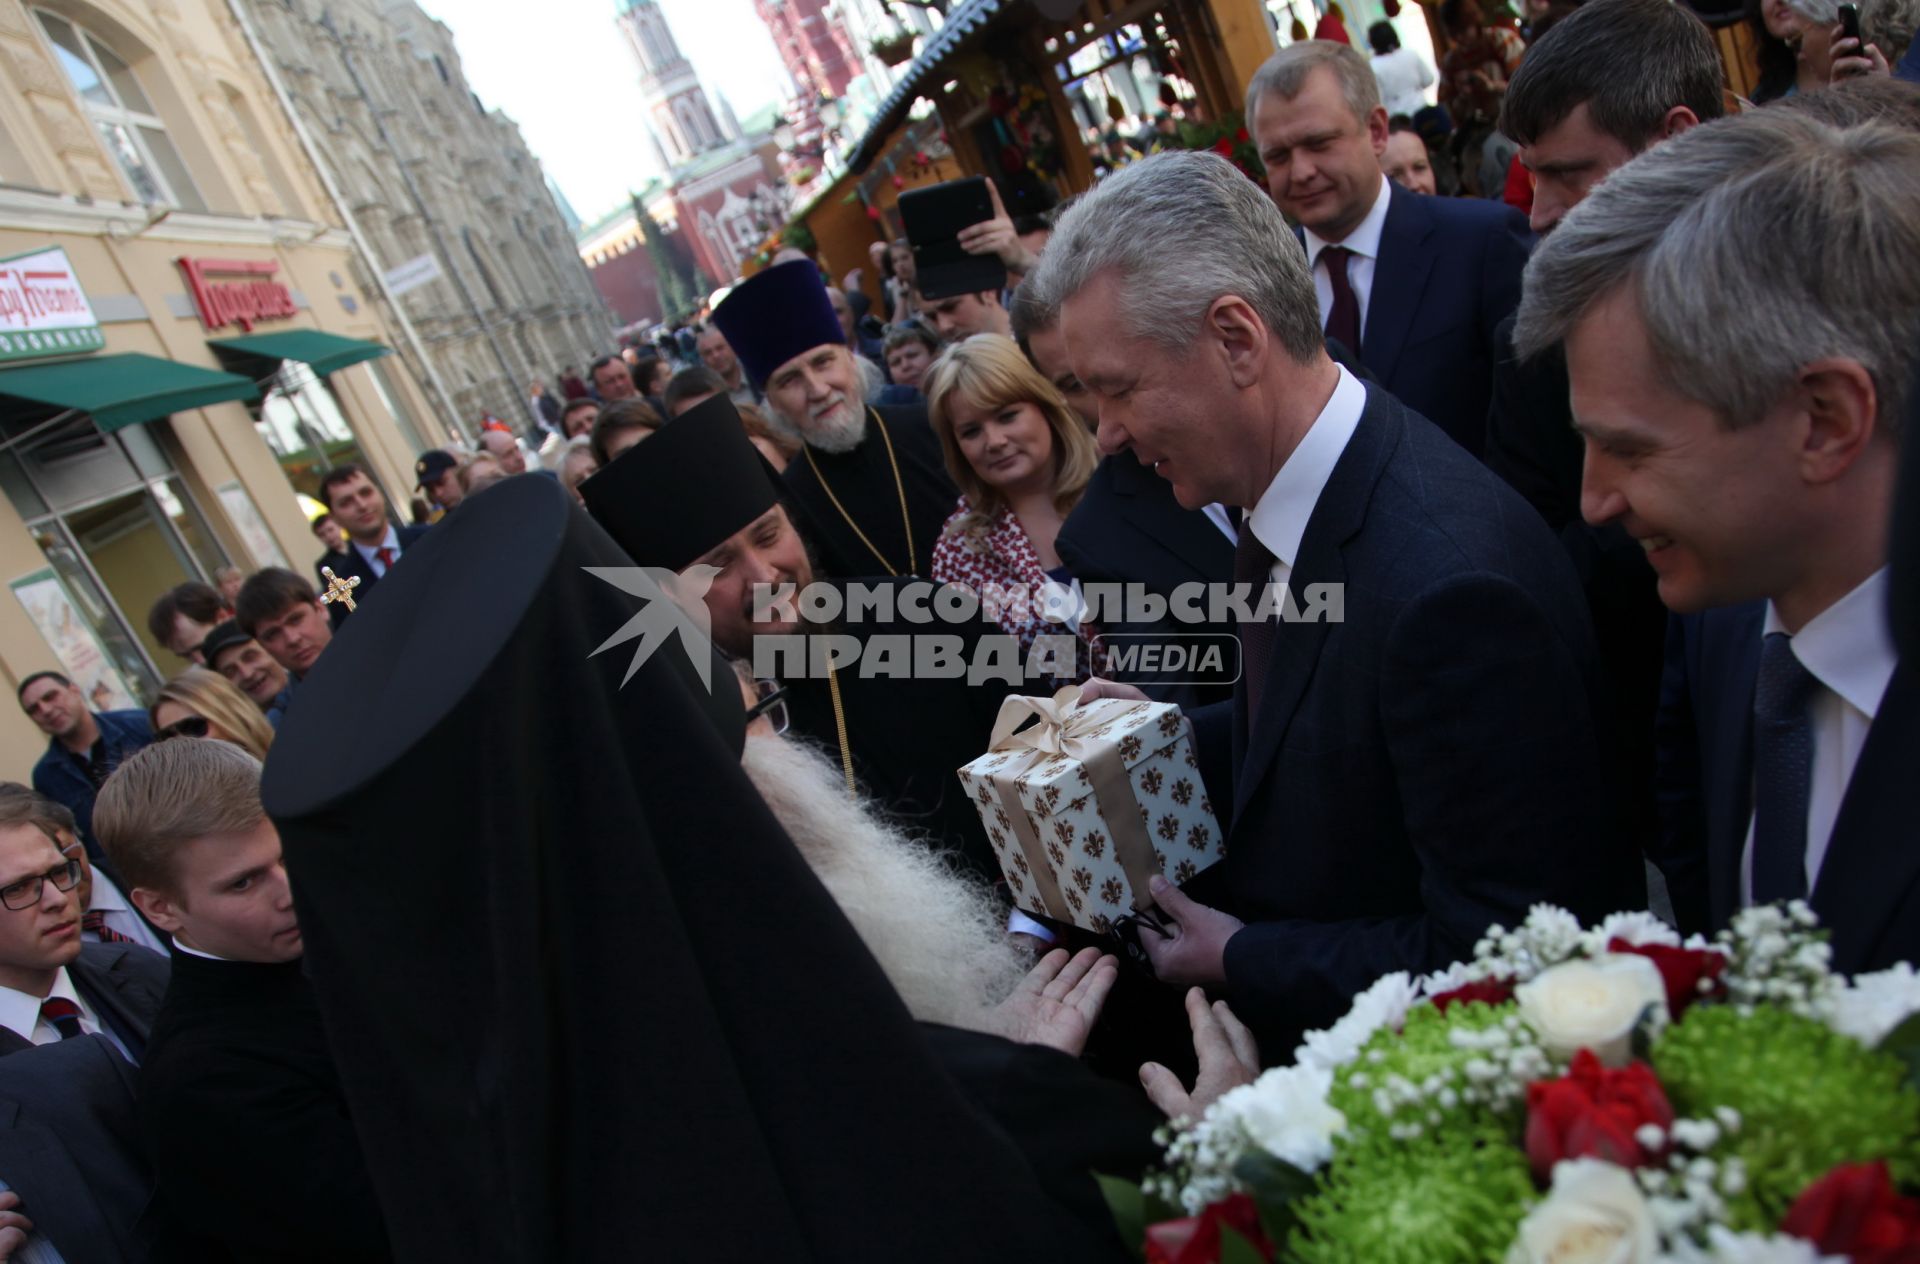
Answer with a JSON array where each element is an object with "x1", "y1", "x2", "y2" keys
[
  {"x1": 1652, "y1": 1004, "x2": 1920, "y2": 1229},
  {"x1": 1289, "y1": 1123, "x2": 1535, "y2": 1264},
  {"x1": 1330, "y1": 1001, "x2": 1540, "y2": 1137}
]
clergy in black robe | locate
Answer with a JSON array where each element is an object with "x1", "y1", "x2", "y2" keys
[
  {"x1": 712, "y1": 260, "x2": 956, "y2": 580},
  {"x1": 261, "y1": 472, "x2": 1148, "y2": 1261},
  {"x1": 581, "y1": 395, "x2": 1012, "y2": 885}
]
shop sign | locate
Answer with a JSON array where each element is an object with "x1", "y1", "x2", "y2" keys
[
  {"x1": 177, "y1": 256, "x2": 298, "y2": 332},
  {"x1": 0, "y1": 246, "x2": 105, "y2": 363}
]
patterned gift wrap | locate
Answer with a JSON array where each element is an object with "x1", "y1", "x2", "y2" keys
[{"x1": 956, "y1": 688, "x2": 1224, "y2": 933}]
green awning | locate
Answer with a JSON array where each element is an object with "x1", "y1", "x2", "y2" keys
[
  {"x1": 208, "y1": 329, "x2": 391, "y2": 379},
  {"x1": 0, "y1": 352, "x2": 259, "y2": 433}
]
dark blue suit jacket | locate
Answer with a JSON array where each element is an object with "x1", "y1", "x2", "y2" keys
[
  {"x1": 1656, "y1": 606, "x2": 1920, "y2": 974},
  {"x1": 1192, "y1": 383, "x2": 1639, "y2": 1051},
  {"x1": 315, "y1": 524, "x2": 431, "y2": 628},
  {"x1": 1311, "y1": 183, "x2": 1531, "y2": 457}
]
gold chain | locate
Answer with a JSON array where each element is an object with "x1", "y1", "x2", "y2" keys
[
  {"x1": 801, "y1": 409, "x2": 916, "y2": 577},
  {"x1": 824, "y1": 660, "x2": 856, "y2": 797}
]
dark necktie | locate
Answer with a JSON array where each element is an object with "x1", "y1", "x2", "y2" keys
[
  {"x1": 1322, "y1": 245, "x2": 1362, "y2": 354},
  {"x1": 83, "y1": 909, "x2": 135, "y2": 944},
  {"x1": 376, "y1": 545, "x2": 396, "y2": 571},
  {"x1": 1751, "y1": 631, "x2": 1820, "y2": 904},
  {"x1": 1234, "y1": 528, "x2": 1278, "y2": 718},
  {"x1": 40, "y1": 996, "x2": 84, "y2": 1040}
]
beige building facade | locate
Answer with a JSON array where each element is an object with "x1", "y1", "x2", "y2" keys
[{"x1": 0, "y1": 0, "x2": 446, "y2": 776}]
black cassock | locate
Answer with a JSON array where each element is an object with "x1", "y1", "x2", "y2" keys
[
  {"x1": 781, "y1": 404, "x2": 956, "y2": 581},
  {"x1": 263, "y1": 475, "x2": 1142, "y2": 1263},
  {"x1": 137, "y1": 953, "x2": 391, "y2": 1262}
]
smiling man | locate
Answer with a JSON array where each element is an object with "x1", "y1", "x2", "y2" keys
[
  {"x1": 1514, "y1": 110, "x2": 1920, "y2": 969},
  {"x1": 313, "y1": 464, "x2": 429, "y2": 626},
  {"x1": 200, "y1": 620, "x2": 294, "y2": 728},
  {"x1": 1030, "y1": 151, "x2": 1635, "y2": 1054},
  {"x1": 712, "y1": 260, "x2": 956, "y2": 581},
  {"x1": 94, "y1": 739, "x2": 390, "y2": 1261}
]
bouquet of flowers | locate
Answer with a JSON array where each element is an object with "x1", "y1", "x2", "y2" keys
[{"x1": 1104, "y1": 904, "x2": 1920, "y2": 1263}]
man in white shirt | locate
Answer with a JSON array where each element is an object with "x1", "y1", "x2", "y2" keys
[
  {"x1": 1247, "y1": 39, "x2": 1530, "y2": 456},
  {"x1": 0, "y1": 821, "x2": 166, "y2": 1059},
  {"x1": 1032, "y1": 150, "x2": 1633, "y2": 1053},
  {"x1": 1513, "y1": 109, "x2": 1920, "y2": 972},
  {"x1": 311, "y1": 464, "x2": 431, "y2": 627}
]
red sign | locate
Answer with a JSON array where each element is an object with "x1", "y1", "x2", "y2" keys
[{"x1": 176, "y1": 256, "x2": 297, "y2": 332}]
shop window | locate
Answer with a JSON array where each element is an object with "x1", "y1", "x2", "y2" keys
[
  {"x1": 250, "y1": 360, "x2": 373, "y2": 499},
  {"x1": 34, "y1": 11, "x2": 207, "y2": 211}
]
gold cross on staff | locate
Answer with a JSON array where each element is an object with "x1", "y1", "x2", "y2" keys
[{"x1": 318, "y1": 566, "x2": 361, "y2": 613}]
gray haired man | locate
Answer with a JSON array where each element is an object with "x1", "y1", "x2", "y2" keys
[
  {"x1": 1044, "y1": 151, "x2": 1636, "y2": 1055},
  {"x1": 1514, "y1": 111, "x2": 1920, "y2": 968}
]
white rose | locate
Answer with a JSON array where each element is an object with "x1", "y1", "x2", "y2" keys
[
  {"x1": 1508, "y1": 1159, "x2": 1658, "y2": 1264},
  {"x1": 1210, "y1": 1063, "x2": 1347, "y2": 1174},
  {"x1": 1825, "y1": 963, "x2": 1920, "y2": 1048},
  {"x1": 1516, "y1": 954, "x2": 1667, "y2": 1066}
]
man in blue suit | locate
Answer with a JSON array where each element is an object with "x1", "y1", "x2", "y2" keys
[
  {"x1": 1247, "y1": 40, "x2": 1531, "y2": 458},
  {"x1": 1030, "y1": 151, "x2": 1637, "y2": 1054},
  {"x1": 1514, "y1": 111, "x2": 1920, "y2": 975}
]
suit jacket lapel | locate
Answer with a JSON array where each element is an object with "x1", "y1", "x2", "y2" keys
[
  {"x1": 1811, "y1": 666, "x2": 1920, "y2": 971},
  {"x1": 72, "y1": 949, "x2": 152, "y2": 1060},
  {"x1": 1232, "y1": 387, "x2": 1398, "y2": 823},
  {"x1": 1362, "y1": 184, "x2": 1437, "y2": 386},
  {"x1": 1704, "y1": 606, "x2": 1764, "y2": 929}
]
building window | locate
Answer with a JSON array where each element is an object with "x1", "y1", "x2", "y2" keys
[
  {"x1": 250, "y1": 361, "x2": 375, "y2": 500},
  {"x1": 34, "y1": 11, "x2": 206, "y2": 211}
]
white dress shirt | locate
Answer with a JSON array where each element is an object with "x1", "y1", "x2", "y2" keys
[
  {"x1": 170, "y1": 938, "x2": 231, "y2": 962},
  {"x1": 1741, "y1": 568, "x2": 1898, "y2": 904},
  {"x1": 81, "y1": 867, "x2": 169, "y2": 955},
  {"x1": 1303, "y1": 174, "x2": 1394, "y2": 342},
  {"x1": 0, "y1": 966, "x2": 111, "y2": 1049},
  {"x1": 353, "y1": 524, "x2": 403, "y2": 578},
  {"x1": 1244, "y1": 365, "x2": 1368, "y2": 592},
  {"x1": 1372, "y1": 48, "x2": 1436, "y2": 119},
  {"x1": 1201, "y1": 503, "x2": 1239, "y2": 543}
]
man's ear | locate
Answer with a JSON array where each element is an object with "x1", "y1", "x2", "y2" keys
[
  {"x1": 131, "y1": 886, "x2": 187, "y2": 936},
  {"x1": 1797, "y1": 356, "x2": 1881, "y2": 486},
  {"x1": 1206, "y1": 295, "x2": 1269, "y2": 389},
  {"x1": 1660, "y1": 105, "x2": 1703, "y2": 141}
]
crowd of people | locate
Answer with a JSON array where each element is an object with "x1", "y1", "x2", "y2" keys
[{"x1": 1, "y1": 2, "x2": 1918, "y2": 1257}]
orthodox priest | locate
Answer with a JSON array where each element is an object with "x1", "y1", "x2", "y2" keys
[
  {"x1": 259, "y1": 474, "x2": 1151, "y2": 1261},
  {"x1": 580, "y1": 395, "x2": 1013, "y2": 886},
  {"x1": 711, "y1": 260, "x2": 955, "y2": 580}
]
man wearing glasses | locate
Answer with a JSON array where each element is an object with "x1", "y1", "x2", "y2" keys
[{"x1": 0, "y1": 817, "x2": 167, "y2": 1058}]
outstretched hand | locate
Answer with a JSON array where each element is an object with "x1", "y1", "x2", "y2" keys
[
  {"x1": 1139, "y1": 988, "x2": 1261, "y2": 1121},
  {"x1": 956, "y1": 178, "x2": 1041, "y2": 279},
  {"x1": 989, "y1": 946, "x2": 1119, "y2": 1057}
]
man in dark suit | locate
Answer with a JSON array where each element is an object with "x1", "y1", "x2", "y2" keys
[
  {"x1": 1029, "y1": 151, "x2": 1637, "y2": 1053},
  {"x1": 0, "y1": 1036, "x2": 174, "y2": 1263},
  {"x1": 0, "y1": 818, "x2": 167, "y2": 1061},
  {"x1": 20, "y1": 673, "x2": 151, "y2": 865},
  {"x1": 1513, "y1": 111, "x2": 1920, "y2": 973},
  {"x1": 95, "y1": 739, "x2": 391, "y2": 1262},
  {"x1": 1247, "y1": 40, "x2": 1530, "y2": 458},
  {"x1": 312, "y1": 463, "x2": 430, "y2": 627}
]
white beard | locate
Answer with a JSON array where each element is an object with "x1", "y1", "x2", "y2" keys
[
  {"x1": 741, "y1": 734, "x2": 1029, "y2": 1029},
  {"x1": 768, "y1": 393, "x2": 868, "y2": 455}
]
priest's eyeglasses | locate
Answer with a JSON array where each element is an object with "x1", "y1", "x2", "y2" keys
[
  {"x1": 745, "y1": 681, "x2": 790, "y2": 736},
  {"x1": 1, "y1": 858, "x2": 81, "y2": 911}
]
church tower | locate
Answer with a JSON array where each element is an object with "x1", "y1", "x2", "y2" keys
[{"x1": 616, "y1": 0, "x2": 725, "y2": 170}]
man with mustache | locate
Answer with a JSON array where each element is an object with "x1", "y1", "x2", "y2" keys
[{"x1": 711, "y1": 260, "x2": 956, "y2": 582}]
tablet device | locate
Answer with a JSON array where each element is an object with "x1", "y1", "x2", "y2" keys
[{"x1": 900, "y1": 177, "x2": 1009, "y2": 301}]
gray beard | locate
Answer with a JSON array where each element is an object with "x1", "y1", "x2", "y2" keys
[
  {"x1": 768, "y1": 396, "x2": 868, "y2": 455},
  {"x1": 740, "y1": 734, "x2": 1029, "y2": 1028}
]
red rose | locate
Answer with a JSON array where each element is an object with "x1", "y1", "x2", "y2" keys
[
  {"x1": 1235, "y1": 127, "x2": 1250, "y2": 143},
  {"x1": 1607, "y1": 938, "x2": 1727, "y2": 1017},
  {"x1": 1429, "y1": 977, "x2": 1515, "y2": 1013},
  {"x1": 1784, "y1": 1161, "x2": 1920, "y2": 1263},
  {"x1": 1524, "y1": 1049, "x2": 1673, "y2": 1184},
  {"x1": 1211, "y1": 138, "x2": 1235, "y2": 157},
  {"x1": 1145, "y1": 1194, "x2": 1274, "y2": 1264}
]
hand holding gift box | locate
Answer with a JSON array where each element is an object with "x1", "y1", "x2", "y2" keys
[{"x1": 957, "y1": 685, "x2": 1224, "y2": 934}]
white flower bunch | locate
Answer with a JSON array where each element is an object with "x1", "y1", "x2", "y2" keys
[
  {"x1": 1466, "y1": 904, "x2": 1589, "y2": 985},
  {"x1": 1660, "y1": 1227, "x2": 1844, "y2": 1264},
  {"x1": 1294, "y1": 971, "x2": 1420, "y2": 1073},
  {"x1": 1342, "y1": 1013, "x2": 1554, "y2": 1129},
  {"x1": 1584, "y1": 910, "x2": 1684, "y2": 955},
  {"x1": 1152, "y1": 1063, "x2": 1348, "y2": 1215},
  {"x1": 1718, "y1": 903, "x2": 1838, "y2": 1017},
  {"x1": 1824, "y1": 962, "x2": 1920, "y2": 1048},
  {"x1": 1629, "y1": 1110, "x2": 1746, "y2": 1243}
]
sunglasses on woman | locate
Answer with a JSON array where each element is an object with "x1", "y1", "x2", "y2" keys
[{"x1": 154, "y1": 715, "x2": 210, "y2": 742}]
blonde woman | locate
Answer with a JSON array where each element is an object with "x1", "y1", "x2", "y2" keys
[
  {"x1": 150, "y1": 667, "x2": 274, "y2": 760},
  {"x1": 924, "y1": 334, "x2": 1102, "y2": 684}
]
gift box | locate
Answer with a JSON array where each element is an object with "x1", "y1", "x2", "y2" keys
[{"x1": 956, "y1": 686, "x2": 1223, "y2": 933}]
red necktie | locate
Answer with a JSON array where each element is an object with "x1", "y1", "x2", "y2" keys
[
  {"x1": 82, "y1": 909, "x2": 135, "y2": 945},
  {"x1": 1322, "y1": 245, "x2": 1362, "y2": 354},
  {"x1": 376, "y1": 546, "x2": 396, "y2": 570},
  {"x1": 40, "y1": 996, "x2": 84, "y2": 1040}
]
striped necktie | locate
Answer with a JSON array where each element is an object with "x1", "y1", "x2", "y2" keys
[
  {"x1": 82, "y1": 909, "x2": 136, "y2": 945},
  {"x1": 40, "y1": 996, "x2": 84, "y2": 1041}
]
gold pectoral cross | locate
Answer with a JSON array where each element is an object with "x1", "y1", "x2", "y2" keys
[{"x1": 318, "y1": 566, "x2": 361, "y2": 613}]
